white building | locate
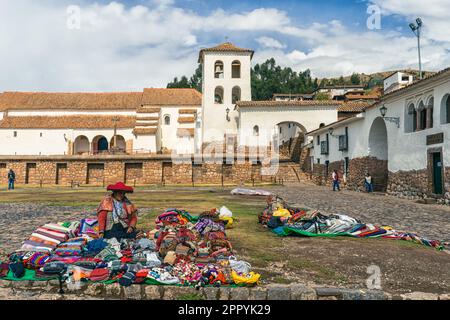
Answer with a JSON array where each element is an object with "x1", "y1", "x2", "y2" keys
[
  {"x1": 308, "y1": 67, "x2": 450, "y2": 202},
  {"x1": 0, "y1": 42, "x2": 361, "y2": 157}
]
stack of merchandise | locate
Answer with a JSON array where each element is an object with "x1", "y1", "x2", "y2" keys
[
  {"x1": 259, "y1": 195, "x2": 444, "y2": 251},
  {"x1": 0, "y1": 206, "x2": 260, "y2": 288}
]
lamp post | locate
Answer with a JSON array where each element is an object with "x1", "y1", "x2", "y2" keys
[
  {"x1": 409, "y1": 18, "x2": 423, "y2": 80},
  {"x1": 379, "y1": 104, "x2": 400, "y2": 128}
]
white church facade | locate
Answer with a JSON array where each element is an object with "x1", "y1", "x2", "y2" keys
[{"x1": 0, "y1": 42, "x2": 349, "y2": 157}]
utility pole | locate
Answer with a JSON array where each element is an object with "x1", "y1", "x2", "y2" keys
[{"x1": 409, "y1": 18, "x2": 423, "y2": 80}]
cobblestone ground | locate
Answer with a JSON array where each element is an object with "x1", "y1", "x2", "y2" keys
[
  {"x1": 268, "y1": 183, "x2": 450, "y2": 243},
  {"x1": 0, "y1": 204, "x2": 96, "y2": 253}
]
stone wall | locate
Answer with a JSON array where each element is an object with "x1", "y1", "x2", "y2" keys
[
  {"x1": 2, "y1": 280, "x2": 448, "y2": 300},
  {"x1": 347, "y1": 157, "x2": 388, "y2": 192},
  {"x1": 0, "y1": 156, "x2": 299, "y2": 187}
]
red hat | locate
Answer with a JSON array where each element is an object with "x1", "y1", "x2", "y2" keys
[{"x1": 106, "y1": 182, "x2": 134, "y2": 193}]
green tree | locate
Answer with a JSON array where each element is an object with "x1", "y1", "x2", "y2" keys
[
  {"x1": 350, "y1": 73, "x2": 361, "y2": 85},
  {"x1": 314, "y1": 92, "x2": 331, "y2": 101},
  {"x1": 167, "y1": 65, "x2": 203, "y2": 92}
]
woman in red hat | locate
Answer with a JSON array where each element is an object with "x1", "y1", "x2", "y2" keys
[{"x1": 97, "y1": 182, "x2": 138, "y2": 240}]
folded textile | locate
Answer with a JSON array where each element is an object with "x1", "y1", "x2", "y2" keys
[{"x1": 89, "y1": 268, "x2": 110, "y2": 282}]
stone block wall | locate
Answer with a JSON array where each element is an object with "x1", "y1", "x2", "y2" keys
[
  {"x1": 0, "y1": 157, "x2": 299, "y2": 187},
  {"x1": 347, "y1": 157, "x2": 388, "y2": 192},
  {"x1": 386, "y1": 169, "x2": 429, "y2": 200}
]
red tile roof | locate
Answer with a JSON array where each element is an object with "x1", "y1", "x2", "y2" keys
[
  {"x1": 199, "y1": 42, "x2": 254, "y2": 62},
  {"x1": 141, "y1": 88, "x2": 201, "y2": 106},
  {"x1": 236, "y1": 100, "x2": 342, "y2": 108}
]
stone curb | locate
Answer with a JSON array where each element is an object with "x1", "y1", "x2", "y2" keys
[{"x1": 1, "y1": 281, "x2": 449, "y2": 300}]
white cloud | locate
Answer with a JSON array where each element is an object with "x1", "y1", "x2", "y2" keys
[
  {"x1": 256, "y1": 37, "x2": 286, "y2": 49},
  {"x1": 0, "y1": 0, "x2": 449, "y2": 92}
]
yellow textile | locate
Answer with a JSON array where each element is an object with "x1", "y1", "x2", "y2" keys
[
  {"x1": 231, "y1": 270, "x2": 261, "y2": 285},
  {"x1": 273, "y1": 209, "x2": 291, "y2": 218},
  {"x1": 220, "y1": 216, "x2": 234, "y2": 228}
]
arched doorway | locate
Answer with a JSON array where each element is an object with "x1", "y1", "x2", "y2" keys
[
  {"x1": 368, "y1": 117, "x2": 388, "y2": 191},
  {"x1": 273, "y1": 121, "x2": 306, "y2": 162},
  {"x1": 110, "y1": 135, "x2": 126, "y2": 153},
  {"x1": 73, "y1": 136, "x2": 90, "y2": 155},
  {"x1": 92, "y1": 136, "x2": 109, "y2": 154}
]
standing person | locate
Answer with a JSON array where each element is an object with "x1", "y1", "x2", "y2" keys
[
  {"x1": 97, "y1": 182, "x2": 138, "y2": 240},
  {"x1": 332, "y1": 170, "x2": 341, "y2": 191},
  {"x1": 7, "y1": 169, "x2": 15, "y2": 190},
  {"x1": 365, "y1": 173, "x2": 373, "y2": 193}
]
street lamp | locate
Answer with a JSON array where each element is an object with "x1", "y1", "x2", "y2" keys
[
  {"x1": 379, "y1": 104, "x2": 400, "y2": 128},
  {"x1": 409, "y1": 17, "x2": 423, "y2": 80}
]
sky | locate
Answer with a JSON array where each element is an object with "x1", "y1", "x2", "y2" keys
[{"x1": 0, "y1": 0, "x2": 449, "y2": 92}]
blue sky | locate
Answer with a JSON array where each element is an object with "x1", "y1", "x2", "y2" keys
[{"x1": 0, "y1": 0, "x2": 449, "y2": 91}]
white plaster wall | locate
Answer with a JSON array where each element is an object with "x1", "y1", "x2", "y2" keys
[
  {"x1": 311, "y1": 76, "x2": 450, "y2": 173},
  {"x1": 0, "y1": 128, "x2": 136, "y2": 155},
  {"x1": 239, "y1": 106, "x2": 338, "y2": 147},
  {"x1": 133, "y1": 134, "x2": 157, "y2": 153},
  {"x1": 202, "y1": 52, "x2": 252, "y2": 142}
]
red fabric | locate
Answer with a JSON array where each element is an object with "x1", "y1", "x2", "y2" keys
[
  {"x1": 98, "y1": 210, "x2": 108, "y2": 234},
  {"x1": 106, "y1": 182, "x2": 134, "y2": 193}
]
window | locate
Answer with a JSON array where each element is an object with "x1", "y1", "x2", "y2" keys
[
  {"x1": 13, "y1": 131, "x2": 17, "y2": 137},
  {"x1": 317, "y1": 135, "x2": 320, "y2": 146},
  {"x1": 441, "y1": 94, "x2": 450, "y2": 124},
  {"x1": 339, "y1": 127, "x2": 349, "y2": 151},
  {"x1": 406, "y1": 103, "x2": 417, "y2": 133},
  {"x1": 279, "y1": 127, "x2": 282, "y2": 134},
  {"x1": 427, "y1": 97, "x2": 434, "y2": 129},
  {"x1": 320, "y1": 141, "x2": 329, "y2": 155},
  {"x1": 214, "y1": 61, "x2": 224, "y2": 78},
  {"x1": 214, "y1": 86, "x2": 224, "y2": 104},
  {"x1": 232, "y1": 60, "x2": 241, "y2": 78},
  {"x1": 232, "y1": 86, "x2": 241, "y2": 104},
  {"x1": 164, "y1": 115, "x2": 170, "y2": 125},
  {"x1": 317, "y1": 159, "x2": 321, "y2": 164},
  {"x1": 40, "y1": 132, "x2": 43, "y2": 137},
  {"x1": 253, "y1": 125, "x2": 259, "y2": 136},
  {"x1": 418, "y1": 102, "x2": 427, "y2": 130}
]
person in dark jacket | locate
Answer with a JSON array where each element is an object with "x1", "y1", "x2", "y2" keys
[{"x1": 7, "y1": 169, "x2": 15, "y2": 190}]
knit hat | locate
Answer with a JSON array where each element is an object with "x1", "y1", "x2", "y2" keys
[
  {"x1": 9, "y1": 262, "x2": 25, "y2": 278},
  {"x1": 43, "y1": 261, "x2": 67, "y2": 275},
  {"x1": 89, "y1": 268, "x2": 110, "y2": 282},
  {"x1": 119, "y1": 271, "x2": 136, "y2": 287},
  {"x1": 0, "y1": 263, "x2": 9, "y2": 278}
]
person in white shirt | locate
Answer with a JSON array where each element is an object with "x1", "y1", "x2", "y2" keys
[{"x1": 364, "y1": 173, "x2": 373, "y2": 193}]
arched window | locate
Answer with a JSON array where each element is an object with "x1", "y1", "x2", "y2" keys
[
  {"x1": 214, "y1": 61, "x2": 224, "y2": 79},
  {"x1": 232, "y1": 60, "x2": 241, "y2": 78},
  {"x1": 406, "y1": 103, "x2": 417, "y2": 133},
  {"x1": 418, "y1": 101, "x2": 426, "y2": 130},
  {"x1": 232, "y1": 86, "x2": 241, "y2": 104},
  {"x1": 441, "y1": 94, "x2": 450, "y2": 124},
  {"x1": 215, "y1": 86, "x2": 224, "y2": 104},
  {"x1": 253, "y1": 125, "x2": 259, "y2": 136},
  {"x1": 164, "y1": 115, "x2": 171, "y2": 125},
  {"x1": 427, "y1": 97, "x2": 434, "y2": 129}
]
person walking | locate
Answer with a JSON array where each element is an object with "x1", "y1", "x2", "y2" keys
[
  {"x1": 332, "y1": 170, "x2": 341, "y2": 191},
  {"x1": 7, "y1": 169, "x2": 15, "y2": 190},
  {"x1": 365, "y1": 173, "x2": 373, "y2": 193}
]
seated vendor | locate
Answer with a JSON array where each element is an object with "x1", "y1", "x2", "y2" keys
[{"x1": 97, "y1": 182, "x2": 138, "y2": 240}]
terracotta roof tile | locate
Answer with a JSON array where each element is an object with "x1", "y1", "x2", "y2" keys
[
  {"x1": 179, "y1": 109, "x2": 198, "y2": 114},
  {"x1": 141, "y1": 88, "x2": 201, "y2": 106},
  {"x1": 199, "y1": 42, "x2": 254, "y2": 62},
  {"x1": 0, "y1": 115, "x2": 136, "y2": 129},
  {"x1": 177, "y1": 128, "x2": 195, "y2": 137},
  {"x1": 0, "y1": 92, "x2": 142, "y2": 111},
  {"x1": 178, "y1": 117, "x2": 196, "y2": 124},
  {"x1": 337, "y1": 101, "x2": 372, "y2": 113},
  {"x1": 236, "y1": 100, "x2": 342, "y2": 108},
  {"x1": 132, "y1": 128, "x2": 157, "y2": 135},
  {"x1": 136, "y1": 107, "x2": 161, "y2": 114}
]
